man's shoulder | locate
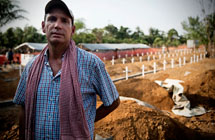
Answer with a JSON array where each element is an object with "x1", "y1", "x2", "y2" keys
[
  {"x1": 77, "y1": 47, "x2": 104, "y2": 66},
  {"x1": 24, "y1": 55, "x2": 39, "y2": 72}
]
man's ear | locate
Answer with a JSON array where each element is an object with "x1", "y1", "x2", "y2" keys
[
  {"x1": 42, "y1": 21, "x2": 46, "y2": 33},
  {"x1": 71, "y1": 25, "x2": 76, "y2": 36}
]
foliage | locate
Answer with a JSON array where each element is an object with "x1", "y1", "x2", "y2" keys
[
  {"x1": 0, "y1": 26, "x2": 46, "y2": 49},
  {"x1": 0, "y1": 0, "x2": 26, "y2": 27},
  {"x1": 181, "y1": 16, "x2": 207, "y2": 45}
]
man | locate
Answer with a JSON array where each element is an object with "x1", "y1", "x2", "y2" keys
[
  {"x1": 6, "y1": 48, "x2": 13, "y2": 64},
  {"x1": 13, "y1": 0, "x2": 120, "y2": 139}
]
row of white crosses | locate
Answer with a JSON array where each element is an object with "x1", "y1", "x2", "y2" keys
[
  {"x1": 109, "y1": 48, "x2": 205, "y2": 66},
  {"x1": 122, "y1": 53, "x2": 205, "y2": 80}
]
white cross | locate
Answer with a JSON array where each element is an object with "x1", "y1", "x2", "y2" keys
[
  {"x1": 139, "y1": 57, "x2": 142, "y2": 62},
  {"x1": 153, "y1": 62, "x2": 157, "y2": 74},
  {"x1": 193, "y1": 55, "x2": 196, "y2": 63},
  {"x1": 163, "y1": 60, "x2": 167, "y2": 71},
  {"x1": 147, "y1": 55, "x2": 150, "y2": 61},
  {"x1": 183, "y1": 57, "x2": 186, "y2": 65},
  {"x1": 122, "y1": 58, "x2": 126, "y2": 64},
  {"x1": 142, "y1": 65, "x2": 145, "y2": 77},
  {"x1": 131, "y1": 57, "x2": 134, "y2": 63},
  {"x1": 171, "y1": 59, "x2": 174, "y2": 68},
  {"x1": 179, "y1": 57, "x2": 182, "y2": 67},
  {"x1": 111, "y1": 58, "x2": 115, "y2": 65},
  {"x1": 123, "y1": 66, "x2": 131, "y2": 80}
]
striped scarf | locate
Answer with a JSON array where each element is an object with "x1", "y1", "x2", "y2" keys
[{"x1": 25, "y1": 40, "x2": 90, "y2": 140}]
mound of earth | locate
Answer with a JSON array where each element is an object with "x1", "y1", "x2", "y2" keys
[
  {"x1": 0, "y1": 67, "x2": 20, "y2": 101},
  {"x1": 95, "y1": 100, "x2": 213, "y2": 140},
  {"x1": 115, "y1": 78, "x2": 174, "y2": 110}
]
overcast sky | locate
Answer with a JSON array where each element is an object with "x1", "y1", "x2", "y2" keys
[{"x1": 1, "y1": 0, "x2": 213, "y2": 35}]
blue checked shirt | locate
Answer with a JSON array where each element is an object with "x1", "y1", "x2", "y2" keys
[{"x1": 13, "y1": 47, "x2": 119, "y2": 140}]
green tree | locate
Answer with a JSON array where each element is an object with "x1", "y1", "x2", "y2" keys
[
  {"x1": 153, "y1": 37, "x2": 164, "y2": 48},
  {"x1": 131, "y1": 27, "x2": 144, "y2": 43},
  {"x1": 2, "y1": 27, "x2": 17, "y2": 48},
  {"x1": 204, "y1": 12, "x2": 215, "y2": 53},
  {"x1": 181, "y1": 16, "x2": 206, "y2": 44},
  {"x1": 74, "y1": 19, "x2": 86, "y2": 33},
  {"x1": 166, "y1": 28, "x2": 180, "y2": 47},
  {"x1": 116, "y1": 26, "x2": 131, "y2": 40},
  {"x1": 0, "y1": 0, "x2": 26, "y2": 27},
  {"x1": 104, "y1": 24, "x2": 118, "y2": 38},
  {"x1": 22, "y1": 26, "x2": 46, "y2": 43}
]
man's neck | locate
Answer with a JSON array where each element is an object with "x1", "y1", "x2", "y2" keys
[{"x1": 48, "y1": 42, "x2": 69, "y2": 59}]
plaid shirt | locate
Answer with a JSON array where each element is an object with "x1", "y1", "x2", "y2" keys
[{"x1": 13, "y1": 48, "x2": 119, "y2": 140}]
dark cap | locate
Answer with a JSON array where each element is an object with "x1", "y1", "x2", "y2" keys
[{"x1": 45, "y1": 0, "x2": 74, "y2": 25}]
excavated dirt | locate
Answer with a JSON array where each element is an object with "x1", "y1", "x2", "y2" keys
[
  {"x1": 94, "y1": 58, "x2": 215, "y2": 140},
  {"x1": 0, "y1": 55, "x2": 215, "y2": 139}
]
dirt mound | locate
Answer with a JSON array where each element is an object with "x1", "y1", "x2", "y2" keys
[
  {"x1": 115, "y1": 78, "x2": 174, "y2": 110},
  {"x1": 183, "y1": 70, "x2": 215, "y2": 109},
  {"x1": 95, "y1": 100, "x2": 210, "y2": 140},
  {"x1": 0, "y1": 68, "x2": 19, "y2": 101}
]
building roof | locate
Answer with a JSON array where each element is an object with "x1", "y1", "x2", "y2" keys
[
  {"x1": 79, "y1": 43, "x2": 150, "y2": 51},
  {"x1": 14, "y1": 42, "x2": 151, "y2": 52},
  {"x1": 14, "y1": 42, "x2": 47, "y2": 51}
]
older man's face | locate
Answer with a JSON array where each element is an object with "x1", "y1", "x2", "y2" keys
[{"x1": 42, "y1": 8, "x2": 75, "y2": 46}]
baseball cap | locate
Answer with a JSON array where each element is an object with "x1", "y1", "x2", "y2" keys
[{"x1": 45, "y1": 0, "x2": 74, "y2": 25}]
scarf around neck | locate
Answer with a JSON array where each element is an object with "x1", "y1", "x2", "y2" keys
[{"x1": 25, "y1": 40, "x2": 90, "y2": 140}]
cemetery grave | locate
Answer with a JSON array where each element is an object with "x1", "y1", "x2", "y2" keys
[{"x1": 0, "y1": 49, "x2": 215, "y2": 140}]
